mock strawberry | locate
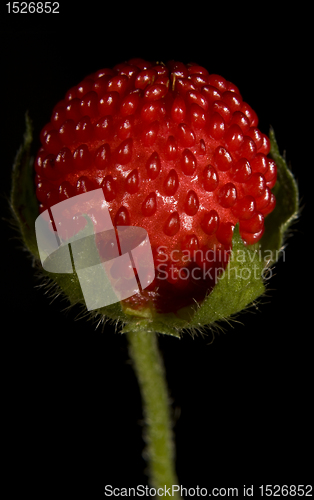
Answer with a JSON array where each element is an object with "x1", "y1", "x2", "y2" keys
[
  {"x1": 33, "y1": 58, "x2": 278, "y2": 314},
  {"x1": 10, "y1": 59, "x2": 299, "y2": 496}
]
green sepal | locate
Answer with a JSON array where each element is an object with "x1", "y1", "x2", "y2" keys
[
  {"x1": 10, "y1": 112, "x2": 40, "y2": 259},
  {"x1": 258, "y1": 128, "x2": 299, "y2": 265},
  {"x1": 122, "y1": 224, "x2": 266, "y2": 337},
  {"x1": 39, "y1": 216, "x2": 130, "y2": 324},
  {"x1": 190, "y1": 224, "x2": 265, "y2": 328},
  {"x1": 41, "y1": 263, "x2": 129, "y2": 324},
  {"x1": 8, "y1": 117, "x2": 128, "y2": 323}
]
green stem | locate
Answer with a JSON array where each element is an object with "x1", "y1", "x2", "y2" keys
[{"x1": 126, "y1": 322, "x2": 181, "y2": 498}]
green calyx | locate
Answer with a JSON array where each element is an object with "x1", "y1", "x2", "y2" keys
[{"x1": 10, "y1": 114, "x2": 299, "y2": 337}]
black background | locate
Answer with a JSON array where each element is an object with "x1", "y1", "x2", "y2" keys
[{"x1": 1, "y1": 3, "x2": 312, "y2": 497}]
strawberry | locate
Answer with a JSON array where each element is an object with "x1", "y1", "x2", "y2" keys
[{"x1": 34, "y1": 58, "x2": 277, "y2": 314}]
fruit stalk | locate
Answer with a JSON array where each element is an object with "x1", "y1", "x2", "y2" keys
[{"x1": 126, "y1": 322, "x2": 181, "y2": 497}]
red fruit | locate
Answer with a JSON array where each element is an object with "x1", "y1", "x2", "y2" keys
[{"x1": 34, "y1": 59, "x2": 277, "y2": 314}]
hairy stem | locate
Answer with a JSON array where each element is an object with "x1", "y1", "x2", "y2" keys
[{"x1": 126, "y1": 323, "x2": 181, "y2": 498}]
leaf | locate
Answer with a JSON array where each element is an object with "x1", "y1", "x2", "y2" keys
[
  {"x1": 10, "y1": 112, "x2": 40, "y2": 259},
  {"x1": 189, "y1": 224, "x2": 265, "y2": 328}
]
